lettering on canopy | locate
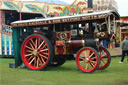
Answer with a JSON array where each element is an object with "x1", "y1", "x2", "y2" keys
[{"x1": 12, "y1": 14, "x2": 108, "y2": 27}]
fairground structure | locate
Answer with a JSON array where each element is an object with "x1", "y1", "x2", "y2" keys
[{"x1": 119, "y1": 17, "x2": 128, "y2": 42}]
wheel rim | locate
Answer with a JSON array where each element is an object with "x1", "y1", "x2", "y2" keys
[
  {"x1": 76, "y1": 48, "x2": 99, "y2": 72},
  {"x1": 98, "y1": 47, "x2": 110, "y2": 69},
  {"x1": 21, "y1": 35, "x2": 50, "y2": 70}
]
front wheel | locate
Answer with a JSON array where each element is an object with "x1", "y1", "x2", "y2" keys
[
  {"x1": 76, "y1": 47, "x2": 100, "y2": 73},
  {"x1": 21, "y1": 34, "x2": 53, "y2": 70},
  {"x1": 98, "y1": 47, "x2": 111, "y2": 70}
]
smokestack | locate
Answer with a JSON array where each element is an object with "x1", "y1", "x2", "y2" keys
[{"x1": 88, "y1": 0, "x2": 93, "y2": 8}]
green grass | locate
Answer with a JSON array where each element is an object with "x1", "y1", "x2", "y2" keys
[{"x1": 0, "y1": 57, "x2": 128, "y2": 85}]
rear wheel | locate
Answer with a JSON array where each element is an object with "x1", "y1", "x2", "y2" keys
[
  {"x1": 98, "y1": 47, "x2": 111, "y2": 70},
  {"x1": 21, "y1": 34, "x2": 53, "y2": 70},
  {"x1": 76, "y1": 47, "x2": 100, "y2": 73}
]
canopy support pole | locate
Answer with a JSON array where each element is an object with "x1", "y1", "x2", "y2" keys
[
  {"x1": 113, "y1": 16, "x2": 116, "y2": 34},
  {"x1": 108, "y1": 16, "x2": 111, "y2": 34},
  {"x1": 20, "y1": 12, "x2": 22, "y2": 21}
]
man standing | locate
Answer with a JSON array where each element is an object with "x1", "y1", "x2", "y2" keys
[{"x1": 119, "y1": 36, "x2": 128, "y2": 63}]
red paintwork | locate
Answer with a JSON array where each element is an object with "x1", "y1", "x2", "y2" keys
[
  {"x1": 55, "y1": 46, "x2": 66, "y2": 55},
  {"x1": 56, "y1": 41, "x2": 65, "y2": 46},
  {"x1": 67, "y1": 40, "x2": 84, "y2": 48},
  {"x1": 57, "y1": 47, "x2": 64, "y2": 54}
]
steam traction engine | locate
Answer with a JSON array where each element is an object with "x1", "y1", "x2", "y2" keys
[{"x1": 11, "y1": 10, "x2": 120, "y2": 73}]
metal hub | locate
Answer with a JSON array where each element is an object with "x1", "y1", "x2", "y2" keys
[
  {"x1": 86, "y1": 58, "x2": 89, "y2": 62},
  {"x1": 85, "y1": 57, "x2": 89, "y2": 62},
  {"x1": 32, "y1": 49, "x2": 38, "y2": 56}
]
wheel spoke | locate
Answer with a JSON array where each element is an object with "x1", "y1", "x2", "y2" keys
[
  {"x1": 81, "y1": 61, "x2": 86, "y2": 68},
  {"x1": 101, "y1": 51, "x2": 106, "y2": 57},
  {"x1": 100, "y1": 60, "x2": 103, "y2": 66},
  {"x1": 38, "y1": 38, "x2": 41, "y2": 49},
  {"x1": 29, "y1": 57, "x2": 35, "y2": 64},
  {"x1": 90, "y1": 60, "x2": 96, "y2": 64},
  {"x1": 86, "y1": 50, "x2": 90, "y2": 57},
  {"x1": 88, "y1": 63, "x2": 92, "y2": 69},
  {"x1": 101, "y1": 55, "x2": 107, "y2": 58},
  {"x1": 29, "y1": 42, "x2": 35, "y2": 50},
  {"x1": 28, "y1": 56, "x2": 33, "y2": 61},
  {"x1": 40, "y1": 48, "x2": 48, "y2": 52},
  {"x1": 84, "y1": 51, "x2": 87, "y2": 57},
  {"x1": 37, "y1": 57, "x2": 39, "y2": 67},
  {"x1": 99, "y1": 51, "x2": 102, "y2": 56},
  {"x1": 38, "y1": 41, "x2": 44, "y2": 49},
  {"x1": 101, "y1": 58, "x2": 106, "y2": 64},
  {"x1": 30, "y1": 39, "x2": 35, "y2": 46},
  {"x1": 89, "y1": 52, "x2": 94, "y2": 58},
  {"x1": 35, "y1": 38, "x2": 38, "y2": 49},
  {"x1": 39, "y1": 55, "x2": 46, "y2": 64},
  {"x1": 99, "y1": 50, "x2": 101, "y2": 56},
  {"x1": 80, "y1": 61, "x2": 84, "y2": 63},
  {"x1": 91, "y1": 56, "x2": 96, "y2": 60},
  {"x1": 39, "y1": 54, "x2": 48, "y2": 59},
  {"x1": 79, "y1": 57, "x2": 85, "y2": 60},
  {"x1": 25, "y1": 54, "x2": 33, "y2": 57},
  {"x1": 42, "y1": 52, "x2": 48, "y2": 56},
  {"x1": 26, "y1": 50, "x2": 33, "y2": 53},
  {"x1": 38, "y1": 56, "x2": 43, "y2": 66},
  {"x1": 34, "y1": 56, "x2": 36, "y2": 66},
  {"x1": 80, "y1": 60, "x2": 86, "y2": 64},
  {"x1": 25, "y1": 45, "x2": 34, "y2": 50},
  {"x1": 90, "y1": 62, "x2": 95, "y2": 67},
  {"x1": 42, "y1": 44, "x2": 46, "y2": 49},
  {"x1": 85, "y1": 63, "x2": 89, "y2": 69}
]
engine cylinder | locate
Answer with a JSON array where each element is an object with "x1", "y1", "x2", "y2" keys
[
  {"x1": 66, "y1": 38, "x2": 97, "y2": 48},
  {"x1": 85, "y1": 38, "x2": 97, "y2": 47}
]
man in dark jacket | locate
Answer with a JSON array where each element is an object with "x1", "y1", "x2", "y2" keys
[{"x1": 119, "y1": 36, "x2": 128, "y2": 63}]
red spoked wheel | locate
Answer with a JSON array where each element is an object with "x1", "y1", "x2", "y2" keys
[
  {"x1": 21, "y1": 34, "x2": 53, "y2": 70},
  {"x1": 76, "y1": 47, "x2": 100, "y2": 73},
  {"x1": 98, "y1": 47, "x2": 111, "y2": 70}
]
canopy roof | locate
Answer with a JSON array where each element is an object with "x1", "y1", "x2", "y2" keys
[{"x1": 11, "y1": 10, "x2": 120, "y2": 27}]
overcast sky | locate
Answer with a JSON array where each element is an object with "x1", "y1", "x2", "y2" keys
[
  {"x1": 60, "y1": 0, "x2": 128, "y2": 17},
  {"x1": 115, "y1": 0, "x2": 128, "y2": 16}
]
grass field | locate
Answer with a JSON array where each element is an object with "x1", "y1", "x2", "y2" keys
[{"x1": 0, "y1": 57, "x2": 128, "y2": 85}]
